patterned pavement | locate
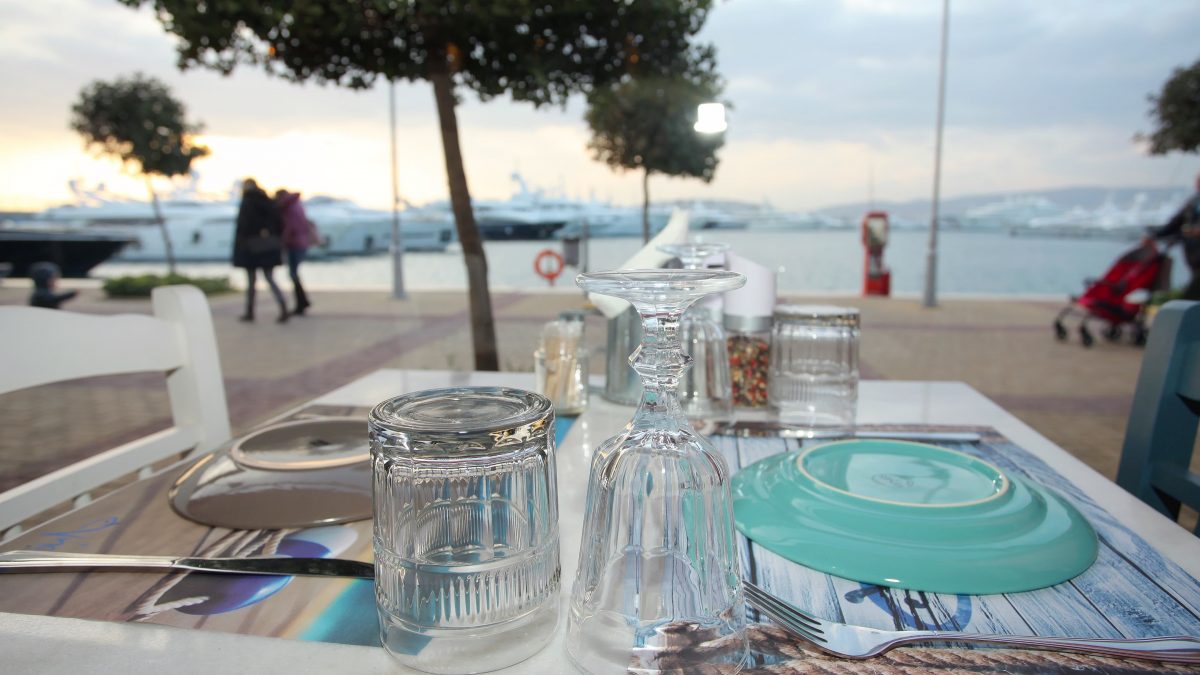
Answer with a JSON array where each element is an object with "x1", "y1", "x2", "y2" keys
[{"x1": 0, "y1": 285, "x2": 1171, "y2": 514}]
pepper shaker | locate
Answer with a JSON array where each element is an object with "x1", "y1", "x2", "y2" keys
[{"x1": 724, "y1": 253, "x2": 776, "y2": 408}]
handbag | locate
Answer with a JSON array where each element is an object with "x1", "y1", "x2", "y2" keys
[
  {"x1": 306, "y1": 218, "x2": 321, "y2": 246},
  {"x1": 244, "y1": 228, "x2": 282, "y2": 255}
]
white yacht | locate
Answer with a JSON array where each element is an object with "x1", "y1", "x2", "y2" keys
[{"x1": 26, "y1": 183, "x2": 453, "y2": 261}]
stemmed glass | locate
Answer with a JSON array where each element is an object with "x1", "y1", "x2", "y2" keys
[
  {"x1": 568, "y1": 269, "x2": 749, "y2": 675},
  {"x1": 658, "y1": 242, "x2": 733, "y2": 419}
]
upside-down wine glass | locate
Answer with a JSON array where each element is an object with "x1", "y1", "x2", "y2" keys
[
  {"x1": 657, "y1": 242, "x2": 733, "y2": 420},
  {"x1": 568, "y1": 269, "x2": 750, "y2": 675}
]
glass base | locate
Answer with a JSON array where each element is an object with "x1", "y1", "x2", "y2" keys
[
  {"x1": 380, "y1": 598, "x2": 559, "y2": 674},
  {"x1": 566, "y1": 602, "x2": 748, "y2": 675}
]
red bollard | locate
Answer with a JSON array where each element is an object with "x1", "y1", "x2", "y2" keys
[{"x1": 861, "y1": 211, "x2": 891, "y2": 296}]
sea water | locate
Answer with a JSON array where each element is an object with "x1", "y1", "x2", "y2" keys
[{"x1": 95, "y1": 229, "x2": 1176, "y2": 296}]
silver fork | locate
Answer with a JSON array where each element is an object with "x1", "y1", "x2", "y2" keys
[{"x1": 743, "y1": 581, "x2": 1200, "y2": 664}]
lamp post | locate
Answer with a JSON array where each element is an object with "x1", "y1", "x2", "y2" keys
[
  {"x1": 923, "y1": 0, "x2": 951, "y2": 309},
  {"x1": 389, "y1": 79, "x2": 407, "y2": 300}
]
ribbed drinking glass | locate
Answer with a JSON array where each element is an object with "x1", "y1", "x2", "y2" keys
[
  {"x1": 568, "y1": 269, "x2": 750, "y2": 675},
  {"x1": 768, "y1": 304, "x2": 860, "y2": 432},
  {"x1": 658, "y1": 242, "x2": 733, "y2": 420},
  {"x1": 370, "y1": 387, "x2": 560, "y2": 674}
]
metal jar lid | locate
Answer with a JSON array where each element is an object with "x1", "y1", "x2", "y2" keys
[
  {"x1": 724, "y1": 313, "x2": 773, "y2": 333},
  {"x1": 369, "y1": 386, "x2": 553, "y2": 454},
  {"x1": 773, "y1": 304, "x2": 860, "y2": 327}
]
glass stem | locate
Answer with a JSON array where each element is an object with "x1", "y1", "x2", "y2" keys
[{"x1": 630, "y1": 301, "x2": 691, "y2": 427}]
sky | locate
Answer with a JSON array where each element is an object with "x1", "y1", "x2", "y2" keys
[{"x1": 1, "y1": 0, "x2": 1198, "y2": 212}]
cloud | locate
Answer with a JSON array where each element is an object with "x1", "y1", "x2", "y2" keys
[{"x1": 2, "y1": 0, "x2": 1200, "y2": 213}]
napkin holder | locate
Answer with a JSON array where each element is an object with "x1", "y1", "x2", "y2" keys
[{"x1": 603, "y1": 305, "x2": 644, "y2": 405}]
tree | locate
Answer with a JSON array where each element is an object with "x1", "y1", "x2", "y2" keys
[
  {"x1": 117, "y1": 0, "x2": 715, "y2": 371},
  {"x1": 1141, "y1": 59, "x2": 1200, "y2": 155},
  {"x1": 71, "y1": 73, "x2": 210, "y2": 274},
  {"x1": 585, "y1": 50, "x2": 726, "y2": 242}
]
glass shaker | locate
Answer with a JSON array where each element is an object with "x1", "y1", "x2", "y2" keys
[
  {"x1": 658, "y1": 241, "x2": 733, "y2": 419},
  {"x1": 723, "y1": 253, "x2": 776, "y2": 408},
  {"x1": 769, "y1": 304, "x2": 860, "y2": 431},
  {"x1": 726, "y1": 314, "x2": 771, "y2": 407},
  {"x1": 535, "y1": 316, "x2": 589, "y2": 415},
  {"x1": 370, "y1": 387, "x2": 560, "y2": 674}
]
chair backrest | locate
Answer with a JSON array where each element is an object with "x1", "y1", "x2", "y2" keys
[
  {"x1": 0, "y1": 285, "x2": 231, "y2": 539},
  {"x1": 1116, "y1": 300, "x2": 1200, "y2": 535}
]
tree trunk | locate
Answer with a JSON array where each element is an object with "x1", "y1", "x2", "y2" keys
[
  {"x1": 642, "y1": 168, "x2": 651, "y2": 244},
  {"x1": 430, "y1": 61, "x2": 499, "y2": 371},
  {"x1": 146, "y1": 177, "x2": 177, "y2": 275}
]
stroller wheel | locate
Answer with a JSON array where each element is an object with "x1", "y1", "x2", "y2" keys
[
  {"x1": 1054, "y1": 320, "x2": 1068, "y2": 341},
  {"x1": 1079, "y1": 325, "x2": 1094, "y2": 348},
  {"x1": 1104, "y1": 325, "x2": 1122, "y2": 342},
  {"x1": 1134, "y1": 324, "x2": 1148, "y2": 347}
]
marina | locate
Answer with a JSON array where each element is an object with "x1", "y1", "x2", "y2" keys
[{"x1": 91, "y1": 228, "x2": 1183, "y2": 298}]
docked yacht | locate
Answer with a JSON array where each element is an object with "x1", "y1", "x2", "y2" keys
[{"x1": 27, "y1": 185, "x2": 453, "y2": 261}]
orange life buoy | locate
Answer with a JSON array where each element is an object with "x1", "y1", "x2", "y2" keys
[{"x1": 533, "y1": 249, "x2": 565, "y2": 286}]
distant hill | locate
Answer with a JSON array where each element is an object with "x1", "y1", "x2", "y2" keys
[{"x1": 816, "y1": 186, "x2": 1189, "y2": 224}]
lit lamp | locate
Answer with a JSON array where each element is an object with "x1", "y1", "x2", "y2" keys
[{"x1": 694, "y1": 102, "x2": 727, "y2": 134}]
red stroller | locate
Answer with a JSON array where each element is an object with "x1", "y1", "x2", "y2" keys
[{"x1": 1053, "y1": 243, "x2": 1171, "y2": 347}]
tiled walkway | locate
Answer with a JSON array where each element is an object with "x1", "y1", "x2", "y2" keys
[{"x1": 0, "y1": 286, "x2": 1155, "y2": 495}]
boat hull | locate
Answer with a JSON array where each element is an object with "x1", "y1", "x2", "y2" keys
[{"x1": 0, "y1": 229, "x2": 133, "y2": 278}]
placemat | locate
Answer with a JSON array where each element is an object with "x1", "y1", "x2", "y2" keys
[
  {"x1": 710, "y1": 429, "x2": 1200, "y2": 673},
  {"x1": 0, "y1": 416, "x2": 1197, "y2": 673}
]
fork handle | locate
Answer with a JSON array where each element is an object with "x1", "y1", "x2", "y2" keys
[{"x1": 895, "y1": 632, "x2": 1200, "y2": 664}]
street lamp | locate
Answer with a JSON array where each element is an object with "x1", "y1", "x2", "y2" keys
[
  {"x1": 694, "y1": 103, "x2": 727, "y2": 134},
  {"x1": 389, "y1": 80, "x2": 406, "y2": 300},
  {"x1": 923, "y1": 0, "x2": 951, "y2": 309}
]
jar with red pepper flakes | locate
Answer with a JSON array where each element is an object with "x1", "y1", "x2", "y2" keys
[{"x1": 725, "y1": 314, "x2": 771, "y2": 407}]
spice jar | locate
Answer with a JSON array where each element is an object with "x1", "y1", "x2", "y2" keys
[
  {"x1": 723, "y1": 252, "x2": 777, "y2": 408},
  {"x1": 726, "y1": 314, "x2": 771, "y2": 407}
]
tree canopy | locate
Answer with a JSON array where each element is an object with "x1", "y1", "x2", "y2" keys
[
  {"x1": 71, "y1": 72, "x2": 209, "y2": 273},
  {"x1": 119, "y1": 1, "x2": 713, "y2": 101},
  {"x1": 71, "y1": 72, "x2": 209, "y2": 178},
  {"x1": 119, "y1": 0, "x2": 717, "y2": 369},
  {"x1": 586, "y1": 49, "x2": 726, "y2": 239},
  {"x1": 1142, "y1": 58, "x2": 1200, "y2": 155}
]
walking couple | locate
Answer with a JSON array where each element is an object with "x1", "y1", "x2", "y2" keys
[{"x1": 233, "y1": 178, "x2": 316, "y2": 323}]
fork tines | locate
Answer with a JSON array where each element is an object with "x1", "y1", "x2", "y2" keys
[{"x1": 743, "y1": 581, "x2": 827, "y2": 643}]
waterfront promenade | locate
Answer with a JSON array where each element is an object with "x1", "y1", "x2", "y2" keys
[{"x1": 0, "y1": 286, "x2": 1158, "y2": 508}]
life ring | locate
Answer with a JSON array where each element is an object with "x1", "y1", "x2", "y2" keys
[{"x1": 533, "y1": 249, "x2": 565, "y2": 286}]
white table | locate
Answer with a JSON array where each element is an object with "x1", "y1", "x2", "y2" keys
[{"x1": 4, "y1": 369, "x2": 1198, "y2": 674}]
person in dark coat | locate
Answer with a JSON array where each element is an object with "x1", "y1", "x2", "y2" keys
[
  {"x1": 28, "y1": 261, "x2": 77, "y2": 309},
  {"x1": 1145, "y1": 172, "x2": 1200, "y2": 300},
  {"x1": 233, "y1": 178, "x2": 289, "y2": 323}
]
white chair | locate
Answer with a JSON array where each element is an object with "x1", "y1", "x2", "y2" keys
[{"x1": 0, "y1": 285, "x2": 231, "y2": 540}]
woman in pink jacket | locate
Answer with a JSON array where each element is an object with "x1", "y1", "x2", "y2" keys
[{"x1": 275, "y1": 189, "x2": 315, "y2": 315}]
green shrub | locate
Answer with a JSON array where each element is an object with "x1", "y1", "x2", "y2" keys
[
  {"x1": 1150, "y1": 287, "x2": 1185, "y2": 306},
  {"x1": 102, "y1": 273, "x2": 232, "y2": 298}
]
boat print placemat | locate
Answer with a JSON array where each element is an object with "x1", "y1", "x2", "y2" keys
[{"x1": 0, "y1": 414, "x2": 1198, "y2": 673}]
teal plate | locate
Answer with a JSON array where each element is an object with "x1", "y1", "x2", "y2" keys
[{"x1": 732, "y1": 439, "x2": 1098, "y2": 595}]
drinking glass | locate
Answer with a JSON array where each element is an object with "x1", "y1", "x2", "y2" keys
[
  {"x1": 658, "y1": 242, "x2": 733, "y2": 419},
  {"x1": 768, "y1": 304, "x2": 860, "y2": 432},
  {"x1": 370, "y1": 387, "x2": 560, "y2": 674},
  {"x1": 567, "y1": 269, "x2": 750, "y2": 675}
]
